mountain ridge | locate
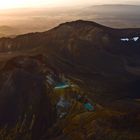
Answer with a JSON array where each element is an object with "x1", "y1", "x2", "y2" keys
[{"x1": 0, "y1": 20, "x2": 140, "y2": 102}]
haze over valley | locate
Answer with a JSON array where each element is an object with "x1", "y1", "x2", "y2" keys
[{"x1": 0, "y1": 5, "x2": 140, "y2": 37}]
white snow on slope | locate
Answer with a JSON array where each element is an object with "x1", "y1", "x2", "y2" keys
[
  {"x1": 120, "y1": 36, "x2": 139, "y2": 42},
  {"x1": 133, "y1": 37, "x2": 139, "y2": 42},
  {"x1": 121, "y1": 38, "x2": 129, "y2": 41}
]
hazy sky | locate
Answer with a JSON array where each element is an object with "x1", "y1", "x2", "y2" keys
[{"x1": 0, "y1": 0, "x2": 139, "y2": 9}]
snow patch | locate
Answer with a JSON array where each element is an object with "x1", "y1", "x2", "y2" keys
[
  {"x1": 120, "y1": 36, "x2": 139, "y2": 42},
  {"x1": 133, "y1": 37, "x2": 139, "y2": 42},
  {"x1": 121, "y1": 38, "x2": 129, "y2": 41}
]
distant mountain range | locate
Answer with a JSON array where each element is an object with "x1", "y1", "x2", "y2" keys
[
  {"x1": 0, "y1": 4, "x2": 140, "y2": 37},
  {"x1": 0, "y1": 26, "x2": 19, "y2": 37}
]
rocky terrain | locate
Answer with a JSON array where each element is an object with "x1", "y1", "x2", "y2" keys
[
  {"x1": 0, "y1": 20, "x2": 140, "y2": 101},
  {"x1": 0, "y1": 20, "x2": 139, "y2": 139}
]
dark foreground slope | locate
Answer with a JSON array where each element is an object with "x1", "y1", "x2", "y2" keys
[
  {"x1": 0, "y1": 56, "x2": 56, "y2": 140},
  {"x1": 0, "y1": 55, "x2": 139, "y2": 140}
]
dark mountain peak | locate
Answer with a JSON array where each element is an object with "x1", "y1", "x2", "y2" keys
[
  {"x1": 46, "y1": 20, "x2": 112, "y2": 45},
  {"x1": 57, "y1": 20, "x2": 111, "y2": 30}
]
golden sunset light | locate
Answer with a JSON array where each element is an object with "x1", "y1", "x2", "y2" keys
[
  {"x1": 0, "y1": 0, "x2": 135, "y2": 9},
  {"x1": 0, "y1": 0, "x2": 87, "y2": 9}
]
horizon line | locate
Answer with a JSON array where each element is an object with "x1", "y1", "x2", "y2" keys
[{"x1": 0, "y1": 3, "x2": 140, "y2": 11}]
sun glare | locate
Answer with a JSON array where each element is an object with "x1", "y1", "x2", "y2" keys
[
  {"x1": 0, "y1": 0, "x2": 132, "y2": 10},
  {"x1": 0, "y1": 0, "x2": 47, "y2": 9},
  {"x1": 0, "y1": 0, "x2": 22, "y2": 9},
  {"x1": 0, "y1": 0, "x2": 95, "y2": 10}
]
